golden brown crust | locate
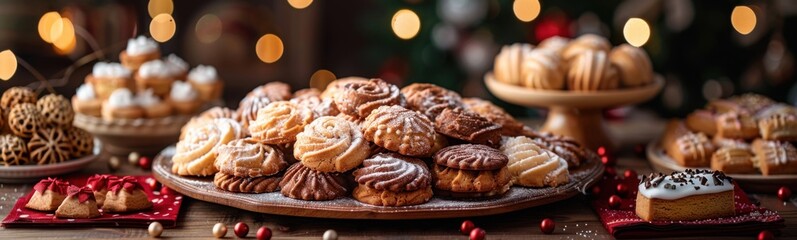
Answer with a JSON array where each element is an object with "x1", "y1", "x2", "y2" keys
[
  {"x1": 28, "y1": 128, "x2": 72, "y2": 165},
  {"x1": 353, "y1": 185, "x2": 433, "y2": 206},
  {"x1": 213, "y1": 173, "x2": 282, "y2": 193},
  {"x1": 1, "y1": 87, "x2": 37, "y2": 113},
  {"x1": 668, "y1": 132, "x2": 715, "y2": 167},
  {"x1": 0, "y1": 134, "x2": 29, "y2": 166},
  {"x1": 752, "y1": 139, "x2": 797, "y2": 176},
  {"x1": 609, "y1": 44, "x2": 653, "y2": 88},
  {"x1": 36, "y1": 94, "x2": 74, "y2": 127},
  {"x1": 710, "y1": 147, "x2": 755, "y2": 174},
  {"x1": 758, "y1": 114, "x2": 797, "y2": 141},
  {"x1": 333, "y1": 78, "x2": 404, "y2": 119},
  {"x1": 8, "y1": 103, "x2": 42, "y2": 138},
  {"x1": 635, "y1": 190, "x2": 734, "y2": 221},
  {"x1": 279, "y1": 163, "x2": 350, "y2": 201},
  {"x1": 462, "y1": 98, "x2": 524, "y2": 136},
  {"x1": 434, "y1": 108, "x2": 501, "y2": 147},
  {"x1": 432, "y1": 164, "x2": 511, "y2": 194},
  {"x1": 685, "y1": 110, "x2": 717, "y2": 136},
  {"x1": 362, "y1": 105, "x2": 436, "y2": 157},
  {"x1": 715, "y1": 111, "x2": 759, "y2": 140}
]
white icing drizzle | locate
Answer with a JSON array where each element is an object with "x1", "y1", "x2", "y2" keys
[
  {"x1": 188, "y1": 65, "x2": 218, "y2": 84},
  {"x1": 92, "y1": 62, "x2": 131, "y2": 78},
  {"x1": 126, "y1": 36, "x2": 158, "y2": 56},
  {"x1": 139, "y1": 60, "x2": 176, "y2": 78},
  {"x1": 135, "y1": 89, "x2": 162, "y2": 106},
  {"x1": 165, "y1": 54, "x2": 188, "y2": 74},
  {"x1": 75, "y1": 83, "x2": 96, "y2": 101},
  {"x1": 170, "y1": 81, "x2": 198, "y2": 102},
  {"x1": 106, "y1": 88, "x2": 138, "y2": 108},
  {"x1": 638, "y1": 171, "x2": 733, "y2": 200}
]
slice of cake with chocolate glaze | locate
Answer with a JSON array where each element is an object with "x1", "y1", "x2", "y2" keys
[{"x1": 635, "y1": 169, "x2": 735, "y2": 221}]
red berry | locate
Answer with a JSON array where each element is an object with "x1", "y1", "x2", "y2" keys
[
  {"x1": 601, "y1": 156, "x2": 615, "y2": 166},
  {"x1": 597, "y1": 147, "x2": 607, "y2": 156},
  {"x1": 469, "y1": 228, "x2": 485, "y2": 240},
  {"x1": 604, "y1": 167, "x2": 617, "y2": 178},
  {"x1": 608, "y1": 195, "x2": 622, "y2": 209},
  {"x1": 138, "y1": 156, "x2": 152, "y2": 170},
  {"x1": 257, "y1": 226, "x2": 272, "y2": 240},
  {"x1": 623, "y1": 169, "x2": 637, "y2": 180},
  {"x1": 757, "y1": 230, "x2": 774, "y2": 240},
  {"x1": 616, "y1": 184, "x2": 629, "y2": 197},
  {"x1": 591, "y1": 185, "x2": 602, "y2": 196},
  {"x1": 540, "y1": 218, "x2": 555, "y2": 234},
  {"x1": 460, "y1": 220, "x2": 475, "y2": 235},
  {"x1": 777, "y1": 186, "x2": 792, "y2": 201},
  {"x1": 234, "y1": 222, "x2": 249, "y2": 238},
  {"x1": 160, "y1": 186, "x2": 171, "y2": 195}
]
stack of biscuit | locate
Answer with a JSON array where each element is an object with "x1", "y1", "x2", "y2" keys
[
  {"x1": 173, "y1": 78, "x2": 598, "y2": 206},
  {"x1": 663, "y1": 94, "x2": 797, "y2": 175}
]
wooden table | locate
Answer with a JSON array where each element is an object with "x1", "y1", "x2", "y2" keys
[{"x1": 1, "y1": 118, "x2": 795, "y2": 239}]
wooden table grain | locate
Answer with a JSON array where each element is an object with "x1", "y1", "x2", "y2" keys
[{"x1": 1, "y1": 118, "x2": 795, "y2": 239}]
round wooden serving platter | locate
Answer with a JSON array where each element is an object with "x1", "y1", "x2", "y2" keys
[
  {"x1": 153, "y1": 146, "x2": 604, "y2": 219},
  {"x1": 647, "y1": 141, "x2": 797, "y2": 192}
]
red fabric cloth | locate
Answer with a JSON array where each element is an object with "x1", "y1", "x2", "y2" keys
[
  {"x1": 2, "y1": 175, "x2": 182, "y2": 228},
  {"x1": 591, "y1": 174, "x2": 785, "y2": 238}
]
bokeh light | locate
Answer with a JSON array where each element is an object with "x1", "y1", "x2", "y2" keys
[
  {"x1": 38, "y1": 12, "x2": 61, "y2": 43},
  {"x1": 731, "y1": 6, "x2": 756, "y2": 35},
  {"x1": 623, "y1": 18, "x2": 650, "y2": 47},
  {"x1": 513, "y1": 0, "x2": 541, "y2": 22},
  {"x1": 391, "y1": 9, "x2": 421, "y2": 40},
  {"x1": 150, "y1": 13, "x2": 176, "y2": 42},
  {"x1": 288, "y1": 0, "x2": 313, "y2": 9},
  {"x1": 0, "y1": 50, "x2": 17, "y2": 81},
  {"x1": 196, "y1": 14, "x2": 223, "y2": 43},
  {"x1": 310, "y1": 69, "x2": 336, "y2": 90},
  {"x1": 255, "y1": 34, "x2": 284, "y2": 63},
  {"x1": 148, "y1": 0, "x2": 174, "y2": 18},
  {"x1": 51, "y1": 18, "x2": 76, "y2": 52}
]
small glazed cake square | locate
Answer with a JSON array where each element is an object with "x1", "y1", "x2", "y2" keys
[
  {"x1": 668, "y1": 132, "x2": 715, "y2": 167},
  {"x1": 758, "y1": 114, "x2": 797, "y2": 141},
  {"x1": 715, "y1": 111, "x2": 759, "y2": 140},
  {"x1": 636, "y1": 170, "x2": 735, "y2": 221},
  {"x1": 751, "y1": 139, "x2": 797, "y2": 176},
  {"x1": 685, "y1": 110, "x2": 716, "y2": 136},
  {"x1": 711, "y1": 147, "x2": 755, "y2": 174}
]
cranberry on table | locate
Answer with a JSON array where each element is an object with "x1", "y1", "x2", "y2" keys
[
  {"x1": 256, "y1": 226, "x2": 272, "y2": 240},
  {"x1": 616, "y1": 183, "x2": 629, "y2": 197},
  {"x1": 757, "y1": 230, "x2": 774, "y2": 240},
  {"x1": 460, "y1": 220, "x2": 475, "y2": 235},
  {"x1": 139, "y1": 156, "x2": 152, "y2": 170},
  {"x1": 608, "y1": 195, "x2": 622, "y2": 209},
  {"x1": 623, "y1": 169, "x2": 637, "y2": 180},
  {"x1": 469, "y1": 228, "x2": 486, "y2": 240},
  {"x1": 234, "y1": 222, "x2": 249, "y2": 238},
  {"x1": 540, "y1": 218, "x2": 555, "y2": 234},
  {"x1": 777, "y1": 186, "x2": 791, "y2": 201}
]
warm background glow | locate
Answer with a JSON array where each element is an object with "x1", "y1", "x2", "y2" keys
[
  {"x1": 37, "y1": 12, "x2": 61, "y2": 43},
  {"x1": 0, "y1": 50, "x2": 17, "y2": 81},
  {"x1": 623, "y1": 18, "x2": 650, "y2": 47},
  {"x1": 148, "y1": 0, "x2": 174, "y2": 18},
  {"x1": 310, "y1": 69, "x2": 336, "y2": 90},
  {"x1": 513, "y1": 0, "x2": 541, "y2": 22},
  {"x1": 195, "y1": 14, "x2": 223, "y2": 44},
  {"x1": 51, "y1": 18, "x2": 76, "y2": 53},
  {"x1": 256, "y1": 34, "x2": 284, "y2": 63},
  {"x1": 288, "y1": 0, "x2": 313, "y2": 9},
  {"x1": 150, "y1": 13, "x2": 176, "y2": 42},
  {"x1": 731, "y1": 6, "x2": 756, "y2": 35},
  {"x1": 391, "y1": 9, "x2": 421, "y2": 40}
]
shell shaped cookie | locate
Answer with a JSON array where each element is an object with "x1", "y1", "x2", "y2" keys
[
  {"x1": 401, "y1": 83, "x2": 463, "y2": 120},
  {"x1": 215, "y1": 138, "x2": 287, "y2": 178},
  {"x1": 567, "y1": 50, "x2": 619, "y2": 91},
  {"x1": 434, "y1": 108, "x2": 502, "y2": 147},
  {"x1": 361, "y1": 105, "x2": 436, "y2": 157},
  {"x1": 434, "y1": 144, "x2": 508, "y2": 171},
  {"x1": 462, "y1": 98, "x2": 524, "y2": 136},
  {"x1": 493, "y1": 43, "x2": 533, "y2": 86},
  {"x1": 501, "y1": 136, "x2": 570, "y2": 187},
  {"x1": 353, "y1": 153, "x2": 431, "y2": 192},
  {"x1": 333, "y1": 78, "x2": 404, "y2": 119},
  {"x1": 248, "y1": 101, "x2": 314, "y2": 144},
  {"x1": 172, "y1": 118, "x2": 245, "y2": 176},
  {"x1": 294, "y1": 116, "x2": 370, "y2": 172}
]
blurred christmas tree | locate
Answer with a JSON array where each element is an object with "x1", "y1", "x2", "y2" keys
[{"x1": 360, "y1": 0, "x2": 797, "y2": 118}]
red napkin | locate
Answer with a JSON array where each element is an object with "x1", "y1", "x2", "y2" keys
[
  {"x1": 2, "y1": 175, "x2": 182, "y2": 228},
  {"x1": 591, "y1": 174, "x2": 785, "y2": 238}
]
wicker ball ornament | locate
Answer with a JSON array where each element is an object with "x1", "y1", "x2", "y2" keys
[
  {"x1": 1, "y1": 87, "x2": 37, "y2": 113},
  {"x1": 36, "y1": 94, "x2": 74, "y2": 127},
  {"x1": 7, "y1": 103, "x2": 43, "y2": 138},
  {"x1": 27, "y1": 128, "x2": 72, "y2": 165},
  {"x1": 0, "y1": 134, "x2": 30, "y2": 166},
  {"x1": 66, "y1": 126, "x2": 93, "y2": 158}
]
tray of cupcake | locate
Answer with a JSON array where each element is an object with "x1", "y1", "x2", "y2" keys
[
  {"x1": 0, "y1": 87, "x2": 99, "y2": 183},
  {"x1": 152, "y1": 78, "x2": 604, "y2": 219},
  {"x1": 71, "y1": 36, "x2": 223, "y2": 157}
]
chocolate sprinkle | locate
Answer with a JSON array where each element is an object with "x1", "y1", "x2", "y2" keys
[{"x1": 638, "y1": 169, "x2": 732, "y2": 190}]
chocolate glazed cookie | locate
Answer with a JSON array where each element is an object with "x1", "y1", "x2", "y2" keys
[
  {"x1": 434, "y1": 144, "x2": 508, "y2": 171},
  {"x1": 434, "y1": 108, "x2": 501, "y2": 147},
  {"x1": 279, "y1": 163, "x2": 350, "y2": 201},
  {"x1": 352, "y1": 153, "x2": 433, "y2": 206}
]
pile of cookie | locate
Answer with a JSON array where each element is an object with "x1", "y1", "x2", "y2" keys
[
  {"x1": 0, "y1": 87, "x2": 94, "y2": 166},
  {"x1": 73, "y1": 36, "x2": 222, "y2": 120},
  {"x1": 24, "y1": 175, "x2": 151, "y2": 219},
  {"x1": 662, "y1": 93, "x2": 797, "y2": 175},
  {"x1": 171, "y1": 78, "x2": 595, "y2": 206},
  {"x1": 493, "y1": 34, "x2": 654, "y2": 91}
]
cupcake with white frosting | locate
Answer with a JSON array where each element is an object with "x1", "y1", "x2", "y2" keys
[
  {"x1": 86, "y1": 62, "x2": 132, "y2": 99},
  {"x1": 120, "y1": 36, "x2": 160, "y2": 72},
  {"x1": 71, "y1": 83, "x2": 102, "y2": 117},
  {"x1": 136, "y1": 89, "x2": 172, "y2": 118},
  {"x1": 101, "y1": 88, "x2": 143, "y2": 120},
  {"x1": 168, "y1": 81, "x2": 201, "y2": 114},
  {"x1": 187, "y1": 65, "x2": 223, "y2": 102},
  {"x1": 135, "y1": 59, "x2": 177, "y2": 97},
  {"x1": 165, "y1": 54, "x2": 189, "y2": 80}
]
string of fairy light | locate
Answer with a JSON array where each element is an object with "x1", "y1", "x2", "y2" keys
[{"x1": 0, "y1": 0, "x2": 763, "y2": 85}]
